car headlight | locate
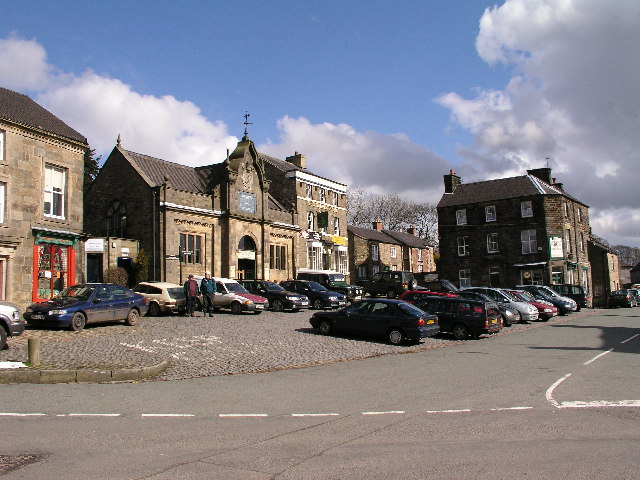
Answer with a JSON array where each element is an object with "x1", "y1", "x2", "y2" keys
[
  {"x1": 49, "y1": 309, "x2": 68, "y2": 315},
  {"x1": 543, "y1": 308, "x2": 553, "y2": 312},
  {"x1": 329, "y1": 296, "x2": 338, "y2": 301}
]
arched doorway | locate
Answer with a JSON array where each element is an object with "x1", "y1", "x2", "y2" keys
[{"x1": 237, "y1": 235, "x2": 256, "y2": 280}]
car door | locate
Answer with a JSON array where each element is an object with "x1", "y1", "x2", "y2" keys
[
  {"x1": 213, "y1": 281, "x2": 230, "y2": 307},
  {"x1": 366, "y1": 302, "x2": 396, "y2": 337},
  {"x1": 335, "y1": 301, "x2": 372, "y2": 334},
  {"x1": 110, "y1": 285, "x2": 134, "y2": 320},
  {"x1": 90, "y1": 286, "x2": 115, "y2": 323}
]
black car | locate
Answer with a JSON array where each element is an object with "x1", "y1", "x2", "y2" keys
[
  {"x1": 239, "y1": 280, "x2": 309, "y2": 312},
  {"x1": 280, "y1": 280, "x2": 347, "y2": 310},
  {"x1": 455, "y1": 290, "x2": 521, "y2": 326},
  {"x1": 309, "y1": 298, "x2": 439, "y2": 345},
  {"x1": 549, "y1": 284, "x2": 588, "y2": 310},
  {"x1": 356, "y1": 271, "x2": 417, "y2": 298},
  {"x1": 24, "y1": 283, "x2": 148, "y2": 331},
  {"x1": 296, "y1": 269, "x2": 364, "y2": 302},
  {"x1": 608, "y1": 289, "x2": 638, "y2": 308},
  {"x1": 410, "y1": 295, "x2": 502, "y2": 340}
]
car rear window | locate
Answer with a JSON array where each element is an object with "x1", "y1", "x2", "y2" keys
[
  {"x1": 168, "y1": 288, "x2": 185, "y2": 299},
  {"x1": 398, "y1": 302, "x2": 425, "y2": 316}
]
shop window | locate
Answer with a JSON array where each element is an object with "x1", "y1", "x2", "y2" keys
[
  {"x1": 44, "y1": 164, "x2": 65, "y2": 218},
  {"x1": 179, "y1": 233, "x2": 202, "y2": 264},
  {"x1": 307, "y1": 244, "x2": 323, "y2": 270},
  {"x1": 522, "y1": 269, "x2": 544, "y2": 285},
  {"x1": 37, "y1": 244, "x2": 69, "y2": 299}
]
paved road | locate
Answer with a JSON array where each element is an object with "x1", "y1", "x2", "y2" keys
[{"x1": 1, "y1": 308, "x2": 639, "y2": 478}]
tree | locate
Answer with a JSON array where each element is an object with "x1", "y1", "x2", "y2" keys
[
  {"x1": 84, "y1": 148, "x2": 101, "y2": 194},
  {"x1": 134, "y1": 248, "x2": 150, "y2": 285}
]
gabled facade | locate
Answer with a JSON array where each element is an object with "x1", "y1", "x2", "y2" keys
[
  {"x1": 84, "y1": 134, "x2": 349, "y2": 284},
  {"x1": 437, "y1": 168, "x2": 591, "y2": 299},
  {"x1": 348, "y1": 221, "x2": 435, "y2": 281},
  {"x1": 0, "y1": 87, "x2": 88, "y2": 308}
]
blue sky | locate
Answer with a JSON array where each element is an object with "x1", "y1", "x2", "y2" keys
[{"x1": 2, "y1": 1, "x2": 639, "y2": 247}]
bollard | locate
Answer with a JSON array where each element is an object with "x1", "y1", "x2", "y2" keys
[{"x1": 28, "y1": 337, "x2": 41, "y2": 366}]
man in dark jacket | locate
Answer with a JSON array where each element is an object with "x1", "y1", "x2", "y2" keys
[
  {"x1": 200, "y1": 271, "x2": 217, "y2": 317},
  {"x1": 183, "y1": 274, "x2": 200, "y2": 316}
]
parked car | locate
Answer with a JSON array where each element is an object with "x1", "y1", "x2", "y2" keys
[
  {"x1": 356, "y1": 271, "x2": 418, "y2": 298},
  {"x1": 608, "y1": 289, "x2": 638, "y2": 308},
  {"x1": 462, "y1": 287, "x2": 539, "y2": 322},
  {"x1": 212, "y1": 278, "x2": 269, "y2": 314},
  {"x1": 280, "y1": 280, "x2": 347, "y2": 310},
  {"x1": 296, "y1": 269, "x2": 363, "y2": 302},
  {"x1": 549, "y1": 284, "x2": 588, "y2": 310},
  {"x1": 456, "y1": 290, "x2": 521, "y2": 326},
  {"x1": 24, "y1": 283, "x2": 148, "y2": 331},
  {"x1": 629, "y1": 289, "x2": 640, "y2": 306},
  {"x1": 0, "y1": 301, "x2": 25, "y2": 350},
  {"x1": 309, "y1": 298, "x2": 439, "y2": 345},
  {"x1": 239, "y1": 280, "x2": 309, "y2": 312},
  {"x1": 132, "y1": 281, "x2": 186, "y2": 316},
  {"x1": 517, "y1": 285, "x2": 577, "y2": 315},
  {"x1": 505, "y1": 289, "x2": 558, "y2": 321},
  {"x1": 410, "y1": 294, "x2": 502, "y2": 340}
]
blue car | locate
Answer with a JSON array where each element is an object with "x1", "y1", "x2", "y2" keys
[{"x1": 24, "y1": 283, "x2": 148, "y2": 331}]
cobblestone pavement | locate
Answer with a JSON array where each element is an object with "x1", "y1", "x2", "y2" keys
[{"x1": 0, "y1": 307, "x2": 600, "y2": 382}]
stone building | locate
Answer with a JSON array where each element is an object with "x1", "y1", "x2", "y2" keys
[
  {"x1": 588, "y1": 240, "x2": 620, "y2": 307},
  {"x1": 348, "y1": 221, "x2": 435, "y2": 281},
  {"x1": 437, "y1": 168, "x2": 592, "y2": 299},
  {"x1": 83, "y1": 133, "x2": 349, "y2": 284},
  {"x1": 0, "y1": 87, "x2": 89, "y2": 308}
]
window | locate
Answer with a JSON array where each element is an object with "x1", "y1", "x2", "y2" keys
[
  {"x1": 371, "y1": 244, "x2": 379, "y2": 261},
  {"x1": 521, "y1": 229, "x2": 537, "y2": 254},
  {"x1": 579, "y1": 232, "x2": 585, "y2": 252},
  {"x1": 333, "y1": 217, "x2": 340, "y2": 236},
  {"x1": 391, "y1": 265, "x2": 397, "y2": 271},
  {"x1": 390, "y1": 246, "x2": 397, "y2": 258},
  {"x1": 0, "y1": 182, "x2": 5, "y2": 223},
  {"x1": 180, "y1": 233, "x2": 202, "y2": 264},
  {"x1": 489, "y1": 267, "x2": 500, "y2": 287},
  {"x1": 307, "y1": 212, "x2": 314, "y2": 231},
  {"x1": 417, "y1": 264, "x2": 423, "y2": 273},
  {"x1": 307, "y1": 244, "x2": 323, "y2": 270},
  {"x1": 372, "y1": 264, "x2": 380, "y2": 275},
  {"x1": 0, "y1": 130, "x2": 4, "y2": 162},
  {"x1": 106, "y1": 200, "x2": 127, "y2": 237},
  {"x1": 487, "y1": 233, "x2": 499, "y2": 253},
  {"x1": 269, "y1": 244, "x2": 286, "y2": 270},
  {"x1": 485, "y1": 205, "x2": 496, "y2": 222},
  {"x1": 459, "y1": 269, "x2": 471, "y2": 288},
  {"x1": 305, "y1": 183, "x2": 312, "y2": 198},
  {"x1": 521, "y1": 201, "x2": 533, "y2": 218},
  {"x1": 577, "y1": 208, "x2": 582, "y2": 223},
  {"x1": 457, "y1": 236, "x2": 469, "y2": 256},
  {"x1": 522, "y1": 269, "x2": 544, "y2": 285},
  {"x1": 417, "y1": 249, "x2": 422, "y2": 261},
  {"x1": 337, "y1": 250, "x2": 348, "y2": 275},
  {"x1": 456, "y1": 209, "x2": 467, "y2": 225},
  {"x1": 565, "y1": 228, "x2": 572, "y2": 254},
  {"x1": 44, "y1": 164, "x2": 65, "y2": 218},
  {"x1": 563, "y1": 201, "x2": 569, "y2": 217},
  {"x1": 320, "y1": 188, "x2": 326, "y2": 203},
  {"x1": 357, "y1": 264, "x2": 367, "y2": 279},
  {"x1": 332, "y1": 191, "x2": 339, "y2": 205}
]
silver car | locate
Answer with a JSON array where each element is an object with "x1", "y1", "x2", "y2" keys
[{"x1": 462, "y1": 287, "x2": 539, "y2": 322}]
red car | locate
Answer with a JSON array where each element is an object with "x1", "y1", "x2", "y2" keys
[
  {"x1": 506, "y1": 289, "x2": 558, "y2": 321},
  {"x1": 398, "y1": 290, "x2": 459, "y2": 304}
]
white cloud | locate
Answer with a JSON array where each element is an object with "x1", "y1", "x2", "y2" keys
[
  {"x1": 0, "y1": 35, "x2": 238, "y2": 166},
  {"x1": 438, "y1": 0, "x2": 640, "y2": 246}
]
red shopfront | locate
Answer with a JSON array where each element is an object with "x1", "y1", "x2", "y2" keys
[{"x1": 32, "y1": 233, "x2": 78, "y2": 302}]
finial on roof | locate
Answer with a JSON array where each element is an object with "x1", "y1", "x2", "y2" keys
[
  {"x1": 117, "y1": 134, "x2": 121, "y2": 146},
  {"x1": 243, "y1": 111, "x2": 252, "y2": 140}
]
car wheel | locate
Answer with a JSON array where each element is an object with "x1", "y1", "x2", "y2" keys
[
  {"x1": 313, "y1": 299, "x2": 324, "y2": 310},
  {"x1": 125, "y1": 309, "x2": 139, "y2": 326},
  {"x1": 147, "y1": 302, "x2": 161, "y2": 317},
  {"x1": 388, "y1": 328, "x2": 405, "y2": 345},
  {"x1": 502, "y1": 314, "x2": 512, "y2": 327},
  {"x1": 318, "y1": 319, "x2": 333, "y2": 335},
  {"x1": 386, "y1": 289, "x2": 396, "y2": 299},
  {"x1": 69, "y1": 312, "x2": 86, "y2": 331},
  {"x1": 575, "y1": 305, "x2": 582, "y2": 311},
  {"x1": 291, "y1": 308, "x2": 300, "y2": 312},
  {"x1": 451, "y1": 323, "x2": 470, "y2": 340},
  {"x1": 272, "y1": 299, "x2": 284, "y2": 312},
  {"x1": 230, "y1": 302, "x2": 242, "y2": 315},
  {"x1": 0, "y1": 327, "x2": 7, "y2": 350}
]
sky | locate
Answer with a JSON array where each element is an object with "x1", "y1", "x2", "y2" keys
[{"x1": 1, "y1": 0, "x2": 639, "y2": 247}]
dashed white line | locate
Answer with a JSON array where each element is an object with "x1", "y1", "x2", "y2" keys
[
  {"x1": 362, "y1": 411, "x2": 405, "y2": 415},
  {"x1": 560, "y1": 400, "x2": 640, "y2": 409},
  {"x1": 583, "y1": 348, "x2": 613, "y2": 365},
  {"x1": 141, "y1": 413, "x2": 195, "y2": 417},
  {"x1": 0, "y1": 412, "x2": 46, "y2": 417},
  {"x1": 290, "y1": 413, "x2": 340, "y2": 417},
  {"x1": 62, "y1": 413, "x2": 122, "y2": 417},
  {"x1": 219, "y1": 413, "x2": 269, "y2": 418},
  {"x1": 426, "y1": 409, "x2": 471, "y2": 414},
  {"x1": 621, "y1": 334, "x2": 639, "y2": 344},
  {"x1": 490, "y1": 407, "x2": 534, "y2": 411}
]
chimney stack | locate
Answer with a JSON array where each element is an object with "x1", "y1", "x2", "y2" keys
[
  {"x1": 443, "y1": 170, "x2": 461, "y2": 193},
  {"x1": 372, "y1": 219, "x2": 383, "y2": 231},
  {"x1": 407, "y1": 224, "x2": 417, "y2": 236},
  {"x1": 286, "y1": 151, "x2": 306, "y2": 169},
  {"x1": 527, "y1": 167, "x2": 553, "y2": 184}
]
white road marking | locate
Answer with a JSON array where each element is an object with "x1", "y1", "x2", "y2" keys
[
  {"x1": 426, "y1": 409, "x2": 471, "y2": 414},
  {"x1": 490, "y1": 407, "x2": 534, "y2": 411},
  {"x1": 0, "y1": 412, "x2": 46, "y2": 416},
  {"x1": 362, "y1": 411, "x2": 405, "y2": 415},
  {"x1": 546, "y1": 373, "x2": 571, "y2": 408},
  {"x1": 559, "y1": 400, "x2": 640, "y2": 409},
  {"x1": 291, "y1": 413, "x2": 340, "y2": 417},
  {"x1": 63, "y1": 413, "x2": 121, "y2": 417},
  {"x1": 621, "y1": 334, "x2": 639, "y2": 344},
  {"x1": 583, "y1": 348, "x2": 613, "y2": 365},
  {"x1": 141, "y1": 413, "x2": 195, "y2": 417},
  {"x1": 218, "y1": 413, "x2": 269, "y2": 418}
]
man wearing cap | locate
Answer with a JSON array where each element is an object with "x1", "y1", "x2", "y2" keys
[
  {"x1": 183, "y1": 274, "x2": 200, "y2": 317},
  {"x1": 200, "y1": 271, "x2": 217, "y2": 317}
]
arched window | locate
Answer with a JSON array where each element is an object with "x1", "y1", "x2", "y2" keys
[
  {"x1": 238, "y1": 235, "x2": 256, "y2": 252},
  {"x1": 106, "y1": 200, "x2": 127, "y2": 237}
]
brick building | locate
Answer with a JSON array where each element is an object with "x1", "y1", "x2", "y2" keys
[
  {"x1": 84, "y1": 133, "x2": 348, "y2": 284},
  {"x1": 348, "y1": 221, "x2": 435, "y2": 281},
  {"x1": 0, "y1": 87, "x2": 89, "y2": 308},
  {"x1": 588, "y1": 240, "x2": 620, "y2": 307},
  {"x1": 437, "y1": 168, "x2": 591, "y2": 298}
]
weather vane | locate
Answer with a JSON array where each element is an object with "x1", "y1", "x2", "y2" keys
[{"x1": 243, "y1": 111, "x2": 253, "y2": 139}]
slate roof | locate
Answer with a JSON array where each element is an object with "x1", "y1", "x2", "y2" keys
[
  {"x1": 383, "y1": 229, "x2": 432, "y2": 248},
  {"x1": 348, "y1": 225, "x2": 401, "y2": 245},
  {"x1": 437, "y1": 174, "x2": 586, "y2": 208},
  {"x1": 0, "y1": 87, "x2": 87, "y2": 144}
]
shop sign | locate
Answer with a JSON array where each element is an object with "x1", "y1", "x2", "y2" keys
[
  {"x1": 549, "y1": 236, "x2": 563, "y2": 259},
  {"x1": 36, "y1": 235, "x2": 74, "y2": 246},
  {"x1": 85, "y1": 239, "x2": 105, "y2": 252},
  {"x1": 330, "y1": 235, "x2": 347, "y2": 246},
  {"x1": 238, "y1": 250, "x2": 256, "y2": 260}
]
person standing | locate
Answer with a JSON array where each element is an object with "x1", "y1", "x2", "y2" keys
[
  {"x1": 183, "y1": 274, "x2": 200, "y2": 317},
  {"x1": 200, "y1": 271, "x2": 217, "y2": 317}
]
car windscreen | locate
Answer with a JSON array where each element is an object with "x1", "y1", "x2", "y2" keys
[
  {"x1": 499, "y1": 290, "x2": 519, "y2": 302},
  {"x1": 168, "y1": 288, "x2": 185, "y2": 299},
  {"x1": 307, "y1": 281, "x2": 327, "y2": 291},
  {"x1": 225, "y1": 283, "x2": 249, "y2": 294},
  {"x1": 327, "y1": 274, "x2": 347, "y2": 285},
  {"x1": 60, "y1": 285, "x2": 95, "y2": 301},
  {"x1": 513, "y1": 290, "x2": 535, "y2": 302},
  {"x1": 264, "y1": 282, "x2": 286, "y2": 292}
]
